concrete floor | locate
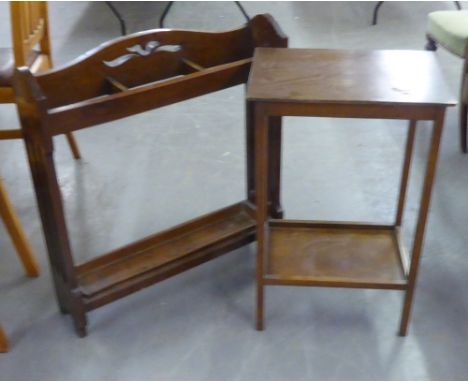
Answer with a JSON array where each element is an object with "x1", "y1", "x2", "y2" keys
[{"x1": 1, "y1": 1, "x2": 468, "y2": 379}]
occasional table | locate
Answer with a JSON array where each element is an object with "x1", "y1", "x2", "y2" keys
[{"x1": 247, "y1": 48, "x2": 455, "y2": 335}]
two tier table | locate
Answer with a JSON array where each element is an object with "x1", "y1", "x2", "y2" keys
[{"x1": 246, "y1": 48, "x2": 455, "y2": 335}]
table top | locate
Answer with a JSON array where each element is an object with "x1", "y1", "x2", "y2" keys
[{"x1": 247, "y1": 48, "x2": 456, "y2": 107}]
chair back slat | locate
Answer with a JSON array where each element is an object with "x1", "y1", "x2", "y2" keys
[{"x1": 10, "y1": 1, "x2": 50, "y2": 66}]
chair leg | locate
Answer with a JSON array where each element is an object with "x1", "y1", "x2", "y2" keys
[
  {"x1": 0, "y1": 178, "x2": 39, "y2": 277},
  {"x1": 460, "y1": 59, "x2": 468, "y2": 153},
  {"x1": 425, "y1": 36, "x2": 437, "y2": 51},
  {"x1": 159, "y1": 1, "x2": 174, "y2": 28},
  {"x1": 372, "y1": 1, "x2": 384, "y2": 26},
  {"x1": 105, "y1": 1, "x2": 127, "y2": 35},
  {"x1": 460, "y1": 101, "x2": 467, "y2": 153},
  {"x1": 0, "y1": 325, "x2": 8, "y2": 353},
  {"x1": 65, "y1": 133, "x2": 81, "y2": 160}
]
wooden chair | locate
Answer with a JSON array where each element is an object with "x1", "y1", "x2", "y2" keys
[
  {"x1": 426, "y1": 10, "x2": 468, "y2": 152},
  {"x1": 0, "y1": 1, "x2": 80, "y2": 158},
  {"x1": 0, "y1": 325, "x2": 8, "y2": 353},
  {"x1": 14, "y1": 14, "x2": 287, "y2": 337}
]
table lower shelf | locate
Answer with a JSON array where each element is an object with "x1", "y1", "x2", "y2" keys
[
  {"x1": 76, "y1": 201, "x2": 256, "y2": 310},
  {"x1": 264, "y1": 220, "x2": 408, "y2": 290}
]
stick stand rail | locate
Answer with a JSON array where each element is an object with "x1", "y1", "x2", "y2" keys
[{"x1": 14, "y1": 15, "x2": 287, "y2": 337}]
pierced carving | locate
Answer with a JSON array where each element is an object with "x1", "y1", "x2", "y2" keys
[{"x1": 103, "y1": 41, "x2": 182, "y2": 67}]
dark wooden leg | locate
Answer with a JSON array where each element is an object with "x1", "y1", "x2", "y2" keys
[
  {"x1": 399, "y1": 111, "x2": 445, "y2": 336},
  {"x1": 268, "y1": 116, "x2": 283, "y2": 218},
  {"x1": 247, "y1": 100, "x2": 283, "y2": 218},
  {"x1": 246, "y1": 99, "x2": 255, "y2": 205},
  {"x1": 20, "y1": 96, "x2": 81, "y2": 334},
  {"x1": 256, "y1": 282, "x2": 264, "y2": 331},
  {"x1": 56, "y1": 289, "x2": 70, "y2": 314},
  {"x1": 254, "y1": 103, "x2": 268, "y2": 331},
  {"x1": 395, "y1": 120, "x2": 416, "y2": 226},
  {"x1": 70, "y1": 290, "x2": 87, "y2": 337},
  {"x1": 425, "y1": 36, "x2": 437, "y2": 51},
  {"x1": 23, "y1": 141, "x2": 74, "y2": 315},
  {"x1": 460, "y1": 101, "x2": 467, "y2": 153},
  {"x1": 460, "y1": 62, "x2": 468, "y2": 153}
]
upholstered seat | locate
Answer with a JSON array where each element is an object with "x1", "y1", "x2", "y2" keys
[
  {"x1": 0, "y1": 48, "x2": 14, "y2": 87},
  {"x1": 0, "y1": 48, "x2": 39, "y2": 87},
  {"x1": 426, "y1": 10, "x2": 468, "y2": 152},
  {"x1": 427, "y1": 10, "x2": 468, "y2": 57}
]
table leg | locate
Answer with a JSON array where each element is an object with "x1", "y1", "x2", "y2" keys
[
  {"x1": 269, "y1": 117, "x2": 283, "y2": 218},
  {"x1": 246, "y1": 99, "x2": 255, "y2": 205},
  {"x1": 399, "y1": 112, "x2": 444, "y2": 336},
  {"x1": 255, "y1": 104, "x2": 269, "y2": 331},
  {"x1": 395, "y1": 120, "x2": 416, "y2": 226},
  {"x1": 246, "y1": 100, "x2": 283, "y2": 217}
]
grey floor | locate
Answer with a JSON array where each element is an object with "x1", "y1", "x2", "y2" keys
[{"x1": 1, "y1": 1, "x2": 468, "y2": 380}]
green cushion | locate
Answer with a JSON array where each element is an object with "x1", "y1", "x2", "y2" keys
[{"x1": 427, "y1": 10, "x2": 468, "y2": 57}]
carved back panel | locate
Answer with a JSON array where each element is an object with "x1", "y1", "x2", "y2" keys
[{"x1": 31, "y1": 14, "x2": 287, "y2": 110}]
